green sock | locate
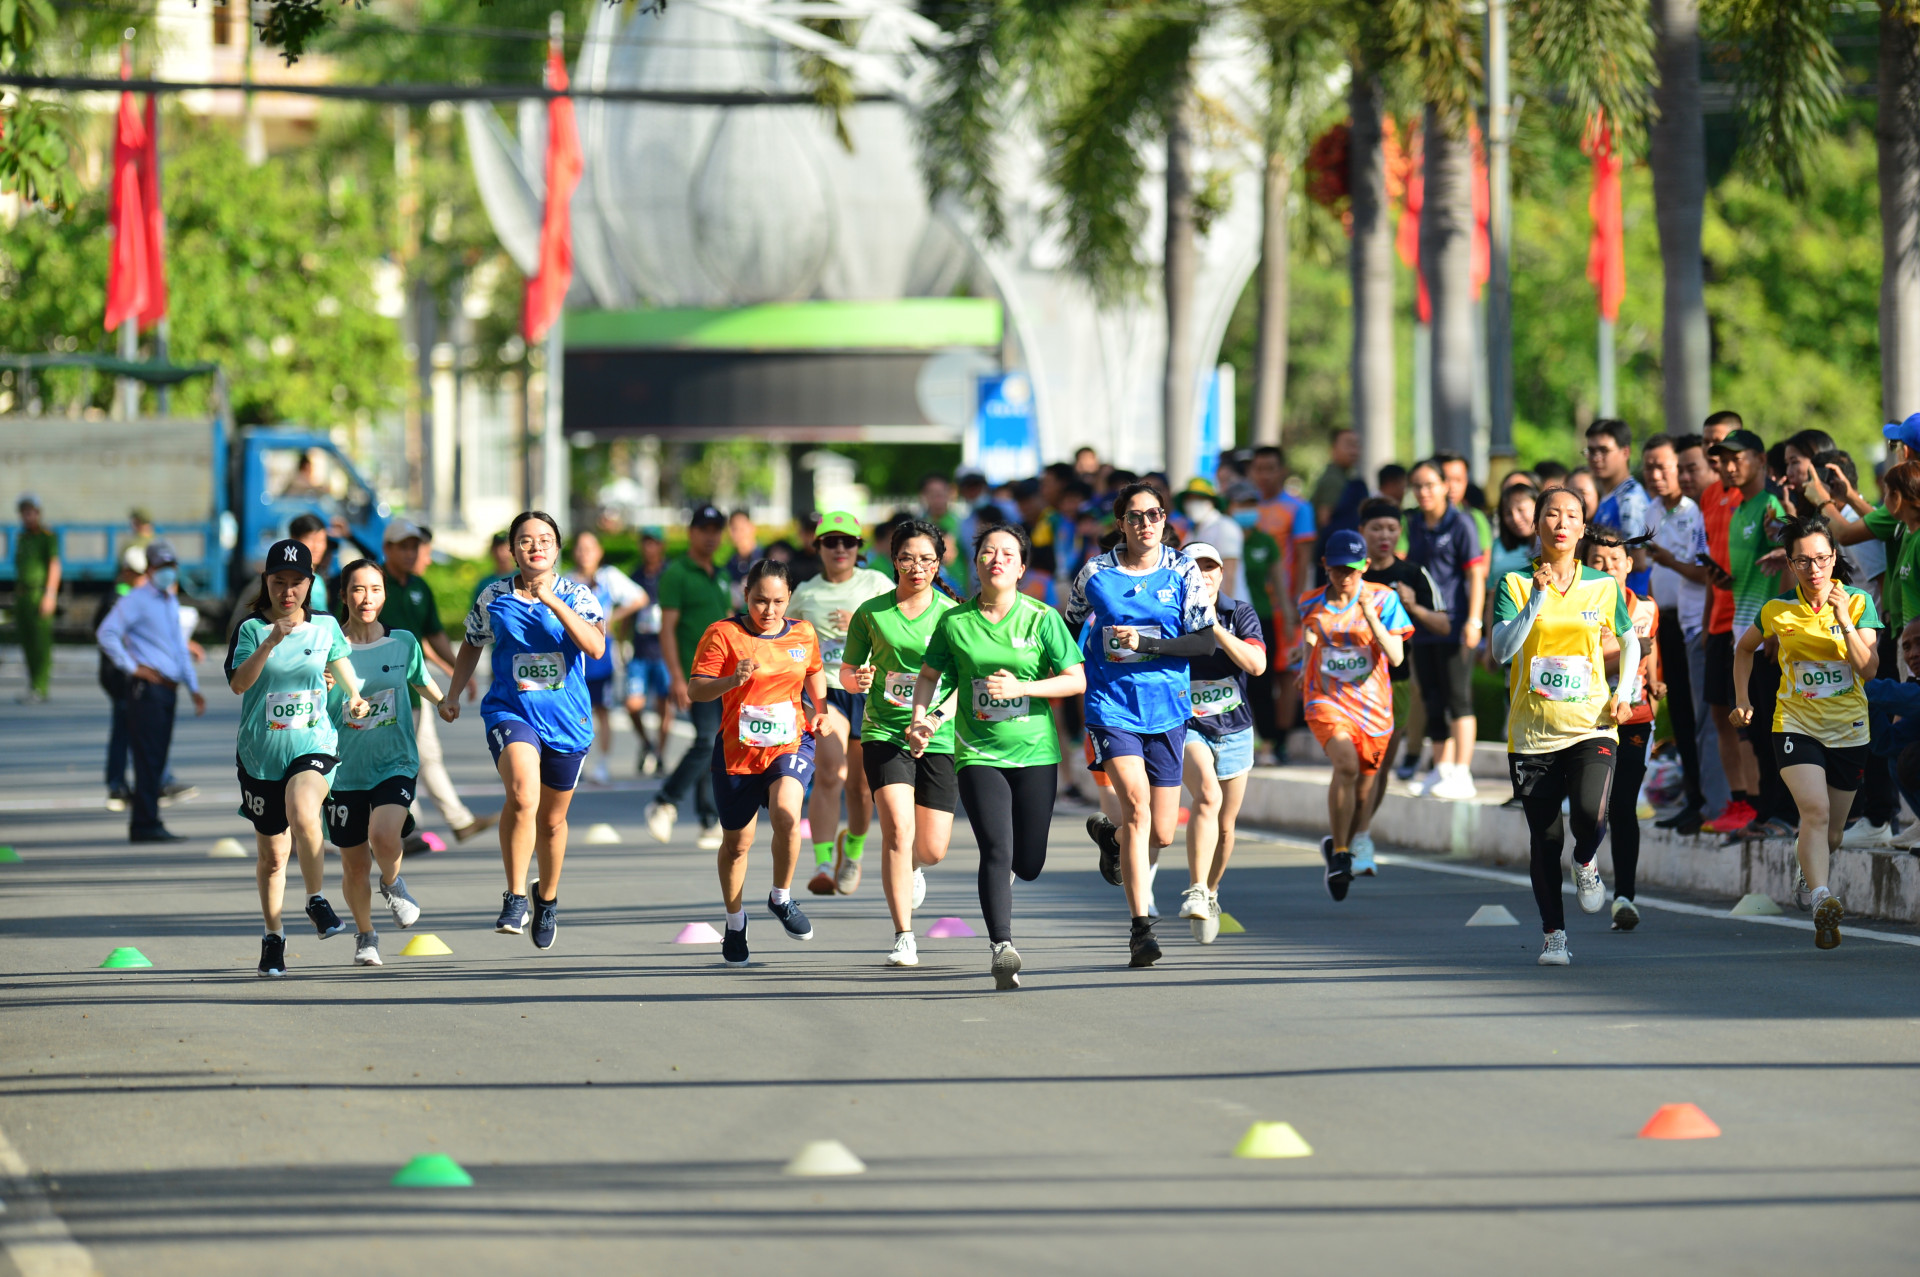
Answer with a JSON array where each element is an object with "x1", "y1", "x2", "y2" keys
[
  {"x1": 844, "y1": 833, "x2": 866, "y2": 862},
  {"x1": 814, "y1": 841, "x2": 835, "y2": 867}
]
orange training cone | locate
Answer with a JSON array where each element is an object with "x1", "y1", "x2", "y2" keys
[{"x1": 1638, "y1": 1103, "x2": 1720, "y2": 1140}]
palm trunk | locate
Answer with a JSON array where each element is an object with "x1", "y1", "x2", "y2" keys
[
  {"x1": 1880, "y1": 4, "x2": 1920, "y2": 422},
  {"x1": 1650, "y1": 0, "x2": 1710, "y2": 435},
  {"x1": 1421, "y1": 108, "x2": 1474, "y2": 458},
  {"x1": 1349, "y1": 70, "x2": 1395, "y2": 481},
  {"x1": 1163, "y1": 73, "x2": 1200, "y2": 483},
  {"x1": 1251, "y1": 146, "x2": 1290, "y2": 447}
]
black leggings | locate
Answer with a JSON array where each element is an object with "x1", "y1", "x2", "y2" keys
[
  {"x1": 1510, "y1": 738, "x2": 1616, "y2": 933},
  {"x1": 1604, "y1": 723, "x2": 1651, "y2": 901},
  {"x1": 958, "y1": 763, "x2": 1056, "y2": 944},
  {"x1": 1655, "y1": 608, "x2": 1704, "y2": 812}
]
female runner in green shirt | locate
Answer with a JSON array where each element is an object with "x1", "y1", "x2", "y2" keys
[
  {"x1": 907, "y1": 524, "x2": 1086, "y2": 990},
  {"x1": 842, "y1": 519, "x2": 962, "y2": 967}
]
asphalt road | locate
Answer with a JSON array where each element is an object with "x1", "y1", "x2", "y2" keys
[{"x1": 3, "y1": 652, "x2": 1919, "y2": 1276}]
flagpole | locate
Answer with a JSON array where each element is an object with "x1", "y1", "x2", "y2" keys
[
  {"x1": 1485, "y1": 0, "x2": 1513, "y2": 466},
  {"x1": 1598, "y1": 319, "x2": 1617, "y2": 418},
  {"x1": 541, "y1": 10, "x2": 568, "y2": 534}
]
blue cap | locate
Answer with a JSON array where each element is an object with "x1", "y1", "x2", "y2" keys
[
  {"x1": 1324, "y1": 528, "x2": 1368, "y2": 569},
  {"x1": 1884, "y1": 413, "x2": 1920, "y2": 452}
]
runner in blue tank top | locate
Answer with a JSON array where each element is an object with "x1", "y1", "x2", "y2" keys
[
  {"x1": 1065, "y1": 481, "x2": 1216, "y2": 969},
  {"x1": 441, "y1": 511, "x2": 606, "y2": 953}
]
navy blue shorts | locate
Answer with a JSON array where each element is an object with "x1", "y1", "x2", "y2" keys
[
  {"x1": 710, "y1": 733, "x2": 817, "y2": 831},
  {"x1": 1088, "y1": 724, "x2": 1188, "y2": 788},
  {"x1": 585, "y1": 675, "x2": 614, "y2": 710},
  {"x1": 485, "y1": 717, "x2": 589, "y2": 791},
  {"x1": 825, "y1": 686, "x2": 865, "y2": 739}
]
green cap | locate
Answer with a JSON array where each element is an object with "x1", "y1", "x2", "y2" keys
[{"x1": 814, "y1": 510, "x2": 864, "y2": 540}]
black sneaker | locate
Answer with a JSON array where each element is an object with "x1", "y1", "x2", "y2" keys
[
  {"x1": 496, "y1": 891, "x2": 530, "y2": 934},
  {"x1": 722, "y1": 917, "x2": 750, "y2": 966},
  {"x1": 258, "y1": 933, "x2": 287, "y2": 978},
  {"x1": 305, "y1": 895, "x2": 349, "y2": 938},
  {"x1": 1322, "y1": 836, "x2": 1353, "y2": 902},
  {"x1": 1128, "y1": 918, "x2": 1162, "y2": 968},
  {"x1": 767, "y1": 893, "x2": 814, "y2": 941},
  {"x1": 1654, "y1": 806, "x2": 1703, "y2": 831},
  {"x1": 530, "y1": 896, "x2": 558, "y2": 950},
  {"x1": 1088, "y1": 815, "x2": 1123, "y2": 886},
  {"x1": 105, "y1": 788, "x2": 130, "y2": 812}
]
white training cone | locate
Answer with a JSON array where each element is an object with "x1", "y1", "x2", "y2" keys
[
  {"x1": 1730, "y1": 892, "x2": 1783, "y2": 916},
  {"x1": 208, "y1": 837, "x2": 249, "y2": 858},
  {"x1": 1466, "y1": 904, "x2": 1520, "y2": 927},
  {"x1": 583, "y1": 823, "x2": 621, "y2": 845},
  {"x1": 784, "y1": 1139, "x2": 866, "y2": 1176}
]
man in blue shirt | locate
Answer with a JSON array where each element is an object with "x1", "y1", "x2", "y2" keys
[
  {"x1": 1404, "y1": 461, "x2": 1481, "y2": 801},
  {"x1": 1589, "y1": 418, "x2": 1652, "y2": 595},
  {"x1": 96, "y1": 542, "x2": 206, "y2": 842}
]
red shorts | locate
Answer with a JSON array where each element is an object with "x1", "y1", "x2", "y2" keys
[{"x1": 1307, "y1": 715, "x2": 1390, "y2": 774}]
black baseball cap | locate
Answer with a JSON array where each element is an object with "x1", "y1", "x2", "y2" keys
[
  {"x1": 689, "y1": 504, "x2": 726, "y2": 529},
  {"x1": 144, "y1": 540, "x2": 179, "y2": 570},
  {"x1": 1708, "y1": 428, "x2": 1766, "y2": 457},
  {"x1": 264, "y1": 538, "x2": 315, "y2": 579}
]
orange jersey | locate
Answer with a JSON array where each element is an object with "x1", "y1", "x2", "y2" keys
[
  {"x1": 690, "y1": 616, "x2": 823, "y2": 775},
  {"x1": 1701, "y1": 480, "x2": 1740, "y2": 634},
  {"x1": 1296, "y1": 583, "x2": 1412, "y2": 739},
  {"x1": 1620, "y1": 590, "x2": 1661, "y2": 726}
]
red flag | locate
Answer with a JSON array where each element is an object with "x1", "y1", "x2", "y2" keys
[
  {"x1": 1392, "y1": 121, "x2": 1428, "y2": 323},
  {"x1": 139, "y1": 94, "x2": 168, "y2": 328},
  {"x1": 104, "y1": 58, "x2": 149, "y2": 333},
  {"x1": 1470, "y1": 121, "x2": 1490, "y2": 300},
  {"x1": 1585, "y1": 112, "x2": 1625, "y2": 323},
  {"x1": 522, "y1": 47, "x2": 582, "y2": 345}
]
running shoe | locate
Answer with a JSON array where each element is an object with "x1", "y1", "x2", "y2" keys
[
  {"x1": 530, "y1": 896, "x2": 558, "y2": 950},
  {"x1": 1128, "y1": 919, "x2": 1162, "y2": 968},
  {"x1": 767, "y1": 893, "x2": 814, "y2": 941},
  {"x1": 1654, "y1": 806, "x2": 1705, "y2": 833},
  {"x1": 305, "y1": 895, "x2": 349, "y2": 939},
  {"x1": 401, "y1": 834, "x2": 432, "y2": 857},
  {"x1": 1406, "y1": 767, "x2": 1442, "y2": 797},
  {"x1": 105, "y1": 789, "x2": 129, "y2": 813},
  {"x1": 1350, "y1": 832, "x2": 1378, "y2": 876},
  {"x1": 380, "y1": 876, "x2": 421, "y2": 929},
  {"x1": 1792, "y1": 867, "x2": 1813, "y2": 912},
  {"x1": 589, "y1": 760, "x2": 610, "y2": 786},
  {"x1": 1088, "y1": 814, "x2": 1123, "y2": 886},
  {"x1": 258, "y1": 933, "x2": 287, "y2": 978},
  {"x1": 1178, "y1": 883, "x2": 1211, "y2": 920},
  {"x1": 991, "y1": 940, "x2": 1023, "y2": 989},
  {"x1": 1704, "y1": 800, "x2": 1756, "y2": 834},
  {"x1": 1537, "y1": 930, "x2": 1571, "y2": 966},
  {"x1": 354, "y1": 932, "x2": 382, "y2": 966},
  {"x1": 495, "y1": 891, "x2": 531, "y2": 935},
  {"x1": 1574, "y1": 859, "x2": 1606, "y2": 914},
  {"x1": 836, "y1": 855, "x2": 863, "y2": 896},
  {"x1": 1192, "y1": 890, "x2": 1222, "y2": 945},
  {"x1": 1610, "y1": 897, "x2": 1640, "y2": 932},
  {"x1": 887, "y1": 932, "x2": 918, "y2": 967},
  {"x1": 696, "y1": 826, "x2": 723, "y2": 851},
  {"x1": 723, "y1": 918, "x2": 749, "y2": 966},
  {"x1": 1430, "y1": 766, "x2": 1478, "y2": 801},
  {"x1": 911, "y1": 867, "x2": 927, "y2": 910},
  {"x1": 452, "y1": 811, "x2": 501, "y2": 843},
  {"x1": 1321, "y1": 836, "x2": 1353, "y2": 902},
  {"x1": 1813, "y1": 894, "x2": 1843, "y2": 949},
  {"x1": 807, "y1": 865, "x2": 837, "y2": 895},
  {"x1": 160, "y1": 782, "x2": 199, "y2": 806},
  {"x1": 1841, "y1": 819, "x2": 1893, "y2": 848},
  {"x1": 645, "y1": 801, "x2": 676, "y2": 844}
]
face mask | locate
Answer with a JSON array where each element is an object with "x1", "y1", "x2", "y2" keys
[
  {"x1": 150, "y1": 567, "x2": 178, "y2": 592},
  {"x1": 1231, "y1": 509, "x2": 1259, "y2": 529},
  {"x1": 1182, "y1": 502, "x2": 1212, "y2": 524}
]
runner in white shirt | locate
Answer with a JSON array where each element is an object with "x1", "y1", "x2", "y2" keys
[{"x1": 1644, "y1": 432, "x2": 1714, "y2": 833}]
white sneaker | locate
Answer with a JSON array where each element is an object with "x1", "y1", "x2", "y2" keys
[
  {"x1": 1841, "y1": 820, "x2": 1892, "y2": 848},
  {"x1": 354, "y1": 932, "x2": 382, "y2": 966},
  {"x1": 1538, "y1": 930, "x2": 1570, "y2": 965},
  {"x1": 1178, "y1": 883, "x2": 1211, "y2": 919},
  {"x1": 1350, "y1": 831, "x2": 1377, "y2": 876},
  {"x1": 645, "y1": 801, "x2": 675, "y2": 844},
  {"x1": 696, "y1": 826, "x2": 723, "y2": 851},
  {"x1": 1431, "y1": 765, "x2": 1478, "y2": 801},
  {"x1": 1191, "y1": 888, "x2": 1222, "y2": 945},
  {"x1": 1792, "y1": 866, "x2": 1813, "y2": 912},
  {"x1": 1574, "y1": 859, "x2": 1606, "y2": 914},
  {"x1": 589, "y1": 760, "x2": 610, "y2": 786},
  {"x1": 990, "y1": 940, "x2": 1022, "y2": 990},
  {"x1": 911, "y1": 867, "x2": 927, "y2": 910},
  {"x1": 379, "y1": 875, "x2": 421, "y2": 929},
  {"x1": 1407, "y1": 767, "x2": 1442, "y2": 797},
  {"x1": 886, "y1": 932, "x2": 918, "y2": 967}
]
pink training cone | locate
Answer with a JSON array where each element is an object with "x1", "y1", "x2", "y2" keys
[
  {"x1": 924, "y1": 917, "x2": 976, "y2": 939},
  {"x1": 420, "y1": 832, "x2": 448, "y2": 852},
  {"x1": 674, "y1": 922, "x2": 723, "y2": 944},
  {"x1": 1638, "y1": 1103, "x2": 1721, "y2": 1140}
]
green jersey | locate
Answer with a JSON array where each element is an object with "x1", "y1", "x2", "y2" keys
[
  {"x1": 921, "y1": 593, "x2": 1083, "y2": 769},
  {"x1": 843, "y1": 589, "x2": 959, "y2": 753},
  {"x1": 227, "y1": 613, "x2": 351, "y2": 780},
  {"x1": 787, "y1": 567, "x2": 895, "y2": 676},
  {"x1": 13, "y1": 528, "x2": 56, "y2": 600},
  {"x1": 1728, "y1": 490, "x2": 1786, "y2": 632},
  {"x1": 1865, "y1": 506, "x2": 1920, "y2": 632},
  {"x1": 327, "y1": 629, "x2": 427, "y2": 790},
  {"x1": 1241, "y1": 527, "x2": 1281, "y2": 618},
  {"x1": 656, "y1": 556, "x2": 731, "y2": 678},
  {"x1": 381, "y1": 570, "x2": 443, "y2": 642}
]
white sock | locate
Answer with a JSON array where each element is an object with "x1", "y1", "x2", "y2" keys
[
  {"x1": 770, "y1": 886, "x2": 791, "y2": 905},
  {"x1": 896, "y1": 930, "x2": 913, "y2": 940},
  {"x1": 1811, "y1": 885, "x2": 1831, "y2": 906},
  {"x1": 726, "y1": 909, "x2": 747, "y2": 931},
  {"x1": 265, "y1": 929, "x2": 284, "y2": 939}
]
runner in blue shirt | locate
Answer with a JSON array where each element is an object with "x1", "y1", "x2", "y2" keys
[
  {"x1": 1065, "y1": 481, "x2": 1216, "y2": 968},
  {"x1": 441, "y1": 511, "x2": 606, "y2": 952}
]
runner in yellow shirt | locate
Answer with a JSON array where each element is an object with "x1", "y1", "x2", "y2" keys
[
  {"x1": 1731, "y1": 519, "x2": 1879, "y2": 951},
  {"x1": 1489, "y1": 486, "x2": 1636, "y2": 966}
]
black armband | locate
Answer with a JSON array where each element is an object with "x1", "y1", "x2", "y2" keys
[{"x1": 1134, "y1": 629, "x2": 1219, "y2": 657}]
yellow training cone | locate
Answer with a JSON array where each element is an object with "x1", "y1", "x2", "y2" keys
[
  {"x1": 208, "y1": 838, "x2": 249, "y2": 858},
  {"x1": 400, "y1": 933, "x2": 453, "y2": 956},
  {"x1": 1216, "y1": 912, "x2": 1246, "y2": 935},
  {"x1": 784, "y1": 1139, "x2": 866, "y2": 1176},
  {"x1": 583, "y1": 823, "x2": 621, "y2": 845},
  {"x1": 1232, "y1": 1121, "x2": 1312, "y2": 1159},
  {"x1": 1730, "y1": 892, "x2": 1783, "y2": 916}
]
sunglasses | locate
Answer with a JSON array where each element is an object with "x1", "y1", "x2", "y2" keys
[
  {"x1": 819, "y1": 536, "x2": 861, "y2": 552},
  {"x1": 1122, "y1": 507, "x2": 1167, "y2": 527}
]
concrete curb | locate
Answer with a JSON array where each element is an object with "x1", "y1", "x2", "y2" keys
[{"x1": 1240, "y1": 766, "x2": 1920, "y2": 925}]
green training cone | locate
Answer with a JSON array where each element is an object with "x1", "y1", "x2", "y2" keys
[
  {"x1": 1217, "y1": 911, "x2": 1246, "y2": 935},
  {"x1": 99, "y1": 947, "x2": 153, "y2": 969},
  {"x1": 0, "y1": 846, "x2": 21, "y2": 863},
  {"x1": 391, "y1": 1153, "x2": 474, "y2": 1187},
  {"x1": 1232, "y1": 1121, "x2": 1313, "y2": 1159}
]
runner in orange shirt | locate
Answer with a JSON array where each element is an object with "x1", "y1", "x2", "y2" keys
[{"x1": 688, "y1": 559, "x2": 830, "y2": 965}]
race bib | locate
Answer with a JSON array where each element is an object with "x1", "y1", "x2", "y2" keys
[
  {"x1": 512, "y1": 650, "x2": 567, "y2": 692},
  {"x1": 1792, "y1": 660, "x2": 1854, "y2": 699},
  {"x1": 1189, "y1": 677, "x2": 1244, "y2": 718},
  {"x1": 971, "y1": 678, "x2": 1027, "y2": 722},
  {"x1": 265, "y1": 688, "x2": 323, "y2": 731},
  {"x1": 1529, "y1": 655, "x2": 1593, "y2": 702},
  {"x1": 346, "y1": 687, "x2": 398, "y2": 731},
  {"x1": 1318, "y1": 645, "x2": 1374, "y2": 685},
  {"x1": 739, "y1": 701, "x2": 799, "y2": 747},
  {"x1": 1103, "y1": 625, "x2": 1164, "y2": 663},
  {"x1": 819, "y1": 638, "x2": 845, "y2": 669},
  {"x1": 883, "y1": 670, "x2": 918, "y2": 709}
]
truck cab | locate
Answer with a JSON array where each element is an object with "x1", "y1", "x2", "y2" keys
[{"x1": 235, "y1": 429, "x2": 392, "y2": 594}]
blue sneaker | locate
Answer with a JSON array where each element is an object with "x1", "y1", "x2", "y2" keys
[
  {"x1": 1350, "y1": 832, "x2": 1377, "y2": 877},
  {"x1": 305, "y1": 895, "x2": 349, "y2": 939},
  {"x1": 767, "y1": 893, "x2": 814, "y2": 941},
  {"x1": 723, "y1": 917, "x2": 749, "y2": 965},
  {"x1": 495, "y1": 891, "x2": 530, "y2": 935},
  {"x1": 530, "y1": 896, "x2": 558, "y2": 950}
]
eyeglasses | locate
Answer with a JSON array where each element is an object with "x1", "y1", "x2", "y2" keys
[
  {"x1": 515, "y1": 537, "x2": 557, "y2": 551},
  {"x1": 1790, "y1": 553, "x2": 1836, "y2": 571},
  {"x1": 1122, "y1": 507, "x2": 1167, "y2": 527},
  {"x1": 819, "y1": 536, "x2": 861, "y2": 552},
  {"x1": 895, "y1": 553, "x2": 940, "y2": 569}
]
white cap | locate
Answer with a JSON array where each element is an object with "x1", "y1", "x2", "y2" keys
[
  {"x1": 1183, "y1": 541, "x2": 1224, "y2": 566},
  {"x1": 120, "y1": 545, "x2": 148, "y2": 574},
  {"x1": 383, "y1": 517, "x2": 424, "y2": 544},
  {"x1": 16, "y1": 492, "x2": 40, "y2": 510}
]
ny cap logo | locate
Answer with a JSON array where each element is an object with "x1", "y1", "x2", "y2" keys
[{"x1": 283, "y1": 545, "x2": 300, "y2": 562}]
